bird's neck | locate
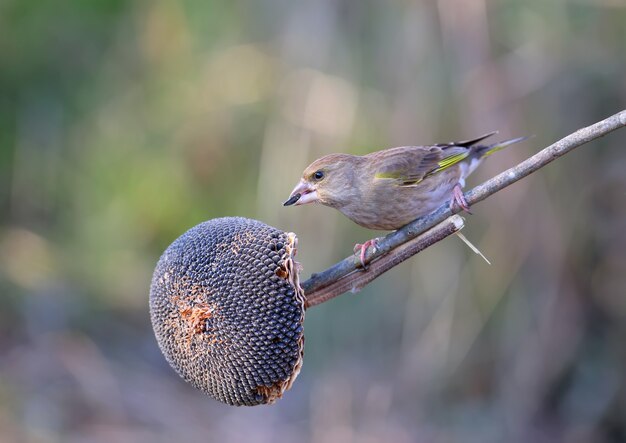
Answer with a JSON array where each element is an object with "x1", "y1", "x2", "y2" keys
[{"x1": 330, "y1": 160, "x2": 365, "y2": 210}]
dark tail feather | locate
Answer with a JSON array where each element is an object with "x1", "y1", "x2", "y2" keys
[
  {"x1": 452, "y1": 131, "x2": 499, "y2": 148},
  {"x1": 475, "y1": 135, "x2": 531, "y2": 157}
]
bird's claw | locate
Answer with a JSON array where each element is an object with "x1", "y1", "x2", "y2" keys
[
  {"x1": 353, "y1": 238, "x2": 379, "y2": 270},
  {"x1": 450, "y1": 184, "x2": 472, "y2": 214}
]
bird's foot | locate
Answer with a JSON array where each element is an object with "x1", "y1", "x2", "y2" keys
[
  {"x1": 353, "y1": 238, "x2": 379, "y2": 270},
  {"x1": 450, "y1": 184, "x2": 472, "y2": 214}
]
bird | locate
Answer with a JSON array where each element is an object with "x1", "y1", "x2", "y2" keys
[{"x1": 283, "y1": 132, "x2": 527, "y2": 267}]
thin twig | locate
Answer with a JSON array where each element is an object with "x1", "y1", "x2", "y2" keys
[
  {"x1": 305, "y1": 215, "x2": 464, "y2": 308},
  {"x1": 302, "y1": 109, "x2": 626, "y2": 307}
]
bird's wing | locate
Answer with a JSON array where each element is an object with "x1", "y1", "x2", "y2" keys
[
  {"x1": 370, "y1": 132, "x2": 499, "y2": 186},
  {"x1": 370, "y1": 145, "x2": 470, "y2": 186}
]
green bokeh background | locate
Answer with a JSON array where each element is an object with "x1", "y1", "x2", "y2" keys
[{"x1": 1, "y1": 1, "x2": 625, "y2": 442}]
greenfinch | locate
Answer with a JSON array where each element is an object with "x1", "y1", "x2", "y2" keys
[{"x1": 283, "y1": 132, "x2": 527, "y2": 266}]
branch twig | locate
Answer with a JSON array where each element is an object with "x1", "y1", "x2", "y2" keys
[
  {"x1": 303, "y1": 109, "x2": 626, "y2": 307},
  {"x1": 305, "y1": 215, "x2": 465, "y2": 308}
]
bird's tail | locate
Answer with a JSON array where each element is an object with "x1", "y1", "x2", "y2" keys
[{"x1": 475, "y1": 135, "x2": 530, "y2": 158}]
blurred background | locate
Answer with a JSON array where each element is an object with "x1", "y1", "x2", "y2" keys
[{"x1": 1, "y1": 0, "x2": 625, "y2": 442}]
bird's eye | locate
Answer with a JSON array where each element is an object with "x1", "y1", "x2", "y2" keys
[{"x1": 313, "y1": 170, "x2": 324, "y2": 180}]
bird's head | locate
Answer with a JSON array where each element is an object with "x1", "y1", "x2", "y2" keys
[{"x1": 283, "y1": 154, "x2": 358, "y2": 208}]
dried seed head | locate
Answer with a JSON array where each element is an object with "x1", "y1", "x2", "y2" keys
[{"x1": 149, "y1": 217, "x2": 305, "y2": 406}]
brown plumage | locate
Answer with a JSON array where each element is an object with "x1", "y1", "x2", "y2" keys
[{"x1": 284, "y1": 132, "x2": 527, "y2": 231}]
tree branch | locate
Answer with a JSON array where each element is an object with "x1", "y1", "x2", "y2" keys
[
  {"x1": 302, "y1": 109, "x2": 626, "y2": 307},
  {"x1": 304, "y1": 215, "x2": 465, "y2": 308}
]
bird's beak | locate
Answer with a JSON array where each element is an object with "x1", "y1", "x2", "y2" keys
[{"x1": 283, "y1": 180, "x2": 319, "y2": 206}]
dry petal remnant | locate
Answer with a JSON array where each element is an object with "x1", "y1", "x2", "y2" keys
[{"x1": 150, "y1": 217, "x2": 305, "y2": 406}]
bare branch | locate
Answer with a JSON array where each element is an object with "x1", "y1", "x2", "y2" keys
[
  {"x1": 305, "y1": 215, "x2": 464, "y2": 308},
  {"x1": 302, "y1": 109, "x2": 626, "y2": 307}
]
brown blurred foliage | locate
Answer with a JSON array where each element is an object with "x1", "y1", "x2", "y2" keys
[{"x1": 0, "y1": 0, "x2": 625, "y2": 442}]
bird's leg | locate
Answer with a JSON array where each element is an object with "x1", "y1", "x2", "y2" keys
[
  {"x1": 353, "y1": 238, "x2": 379, "y2": 270},
  {"x1": 450, "y1": 183, "x2": 472, "y2": 214}
]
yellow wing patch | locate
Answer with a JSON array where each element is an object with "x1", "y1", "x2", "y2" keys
[
  {"x1": 374, "y1": 171, "x2": 400, "y2": 180},
  {"x1": 374, "y1": 171, "x2": 424, "y2": 186},
  {"x1": 429, "y1": 152, "x2": 469, "y2": 175}
]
